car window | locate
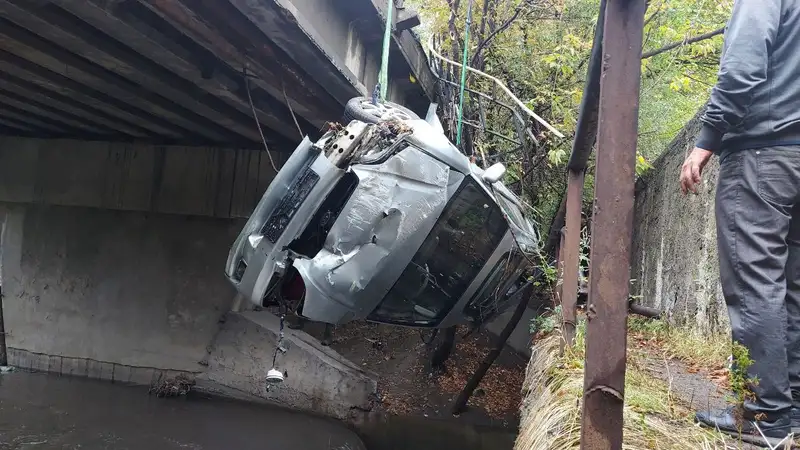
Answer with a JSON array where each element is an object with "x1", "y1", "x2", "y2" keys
[
  {"x1": 495, "y1": 193, "x2": 534, "y2": 235},
  {"x1": 368, "y1": 180, "x2": 509, "y2": 326},
  {"x1": 463, "y1": 250, "x2": 526, "y2": 324}
]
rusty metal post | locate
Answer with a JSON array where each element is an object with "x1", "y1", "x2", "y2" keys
[
  {"x1": 555, "y1": 226, "x2": 566, "y2": 307},
  {"x1": 561, "y1": 169, "x2": 584, "y2": 347},
  {"x1": 579, "y1": 0, "x2": 646, "y2": 448}
]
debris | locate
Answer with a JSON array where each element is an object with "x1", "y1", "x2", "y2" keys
[
  {"x1": 322, "y1": 320, "x2": 524, "y2": 420},
  {"x1": 0, "y1": 366, "x2": 15, "y2": 374},
  {"x1": 149, "y1": 373, "x2": 195, "y2": 398},
  {"x1": 323, "y1": 121, "x2": 343, "y2": 133}
]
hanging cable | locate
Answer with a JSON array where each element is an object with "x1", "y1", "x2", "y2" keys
[
  {"x1": 272, "y1": 312, "x2": 286, "y2": 368},
  {"x1": 281, "y1": 81, "x2": 304, "y2": 140},
  {"x1": 456, "y1": 0, "x2": 475, "y2": 147},
  {"x1": 243, "y1": 68, "x2": 279, "y2": 173}
]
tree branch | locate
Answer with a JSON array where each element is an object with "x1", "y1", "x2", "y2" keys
[
  {"x1": 470, "y1": 3, "x2": 525, "y2": 67},
  {"x1": 641, "y1": 27, "x2": 724, "y2": 60}
]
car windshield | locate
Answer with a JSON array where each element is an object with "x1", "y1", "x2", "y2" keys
[
  {"x1": 495, "y1": 193, "x2": 535, "y2": 235},
  {"x1": 368, "y1": 179, "x2": 509, "y2": 326}
]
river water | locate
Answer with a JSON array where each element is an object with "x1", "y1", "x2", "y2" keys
[{"x1": 0, "y1": 372, "x2": 365, "y2": 450}]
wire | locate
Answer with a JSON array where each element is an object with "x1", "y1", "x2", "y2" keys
[
  {"x1": 281, "y1": 81, "x2": 304, "y2": 140},
  {"x1": 456, "y1": 0, "x2": 475, "y2": 147},
  {"x1": 243, "y1": 68, "x2": 279, "y2": 173}
]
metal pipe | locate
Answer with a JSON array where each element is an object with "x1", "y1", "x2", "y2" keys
[
  {"x1": 629, "y1": 302, "x2": 661, "y2": 319},
  {"x1": 451, "y1": 281, "x2": 535, "y2": 415},
  {"x1": 580, "y1": 0, "x2": 646, "y2": 448},
  {"x1": 561, "y1": 169, "x2": 584, "y2": 347},
  {"x1": 543, "y1": 0, "x2": 608, "y2": 259},
  {"x1": 567, "y1": 0, "x2": 607, "y2": 171},
  {"x1": 379, "y1": 0, "x2": 394, "y2": 101}
]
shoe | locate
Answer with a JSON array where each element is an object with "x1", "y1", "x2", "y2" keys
[
  {"x1": 792, "y1": 407, "x2": 800, "y2": 433},
  {"x1": 696, "y1": 407, "x2": 792, "y2": 441}
]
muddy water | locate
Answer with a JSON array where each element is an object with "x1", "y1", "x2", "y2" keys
[{"x1": 0, "y1": 372, "x2": 365, "y2": 450}]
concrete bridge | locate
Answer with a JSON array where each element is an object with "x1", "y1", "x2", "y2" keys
[{"x1": 0, "y1": 0, "x2": 434, "y2": 420}]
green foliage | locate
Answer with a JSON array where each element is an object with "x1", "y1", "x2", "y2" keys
[
  {"x1": 530, "y1": 305, "x2": 562, "y2": 335},
  {"x1": 729, "y1": 341, "x2": 757, "y2": 406},
  {"x1": 411, "y1": 0, "x2": 731, "y2": 240}
]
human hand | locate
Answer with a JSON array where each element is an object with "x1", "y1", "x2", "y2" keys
[{"x1": 680, "y1": 147, "x2": 713, "y2": 195}]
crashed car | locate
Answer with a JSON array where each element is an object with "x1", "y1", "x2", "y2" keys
[{"x1": 225, "y1": 98, "x2": 538, "y2": 328}]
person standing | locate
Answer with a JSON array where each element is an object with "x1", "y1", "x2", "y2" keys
[{"x1": 680, "y1": 0, "x2": 800, "y2": 440}]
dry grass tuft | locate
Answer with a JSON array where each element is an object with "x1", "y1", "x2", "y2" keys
[{"x1": 515, "y1": 327, "x2": 734, "y2": 450}]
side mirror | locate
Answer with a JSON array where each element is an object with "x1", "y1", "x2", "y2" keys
[{"x1": 482, "y1": 163, "x2": 506, "y2": 184}]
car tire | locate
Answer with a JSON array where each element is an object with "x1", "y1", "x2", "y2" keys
[{"x1": 343, "y1": 97, "x2": 419, "y2": 124}]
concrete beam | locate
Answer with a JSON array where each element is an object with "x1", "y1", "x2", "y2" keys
[{"x1": 0, "y1": 137, "x2": 285, "y2": 219}]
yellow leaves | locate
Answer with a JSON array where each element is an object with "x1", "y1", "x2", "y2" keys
[
  {"x1": 636, "y1": 153, "x2": 653, "y2": 176},
  {"x1": 668, "y1": 76, "x2": 692, "y2": 93}
]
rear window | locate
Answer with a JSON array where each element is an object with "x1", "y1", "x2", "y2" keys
[{"x1": 368, "y1": 180, "x2": 508, "y2": 326}]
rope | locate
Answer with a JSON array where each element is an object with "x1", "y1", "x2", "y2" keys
[
  {"x1": 456, "y1": 0, "x2": 475, "y2": 147},
  {"x1": 243, "y1": 68, "x2": 279, "y2": 173},
  {"x1": 378, "y1": 0, "x2": 394, "y2": 101}
]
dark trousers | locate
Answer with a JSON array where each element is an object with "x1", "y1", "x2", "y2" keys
[{"x1": 716, "y1": 147, "x2": 800, "y2": 418}]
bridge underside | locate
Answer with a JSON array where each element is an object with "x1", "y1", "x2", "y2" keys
[{"x1": 0, "y1": 0, "x2": 432, "y2": 150}]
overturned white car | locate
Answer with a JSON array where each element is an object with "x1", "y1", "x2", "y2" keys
[{"x1": 225, "y1": 99, "x2": 537, "y2": 328}]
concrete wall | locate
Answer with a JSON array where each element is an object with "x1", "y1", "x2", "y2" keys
[
  {"x1": 0, "y1": 203, "x2": 242, "y2": 372},
  {"x1": 203, "y1": 311, "x2": 378, "y2": 421},
  {"x1": 631, "y1": 114, "x2": 729, "y2": 333}
]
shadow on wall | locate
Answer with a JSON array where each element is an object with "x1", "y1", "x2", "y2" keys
[{"x1": 631, "y1": 111, "x2": 729, "y2": 334}]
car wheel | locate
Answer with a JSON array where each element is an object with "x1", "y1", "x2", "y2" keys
[{"x1": 343, "y1": 97, "x2": 419, "y2": 124}]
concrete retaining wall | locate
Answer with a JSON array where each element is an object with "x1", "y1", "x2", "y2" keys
[
  {"x1": 0, "y1": 203, "x2": 242, "y2": 373},
  {"x1": 631, "y1": 114, "x2": 729, "y2": 333},
  {"x1": 203, "y1": 311, "x2": 377, "y2": 421}
]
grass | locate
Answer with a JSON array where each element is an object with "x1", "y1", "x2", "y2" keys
[
  {"x1": 627, "y1": 316, "x2": 730, "y2": 371},
  {"x1": 516, "y1": 318, "x2": 741, "y2": 450}
]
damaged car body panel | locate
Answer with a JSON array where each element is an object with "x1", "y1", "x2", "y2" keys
[
  {"x1": 295, "y1": 147, "x2": 454, "y2": 325},
  {"x1": 226, "y1": 110, "x2": 539, "y2": 329}
]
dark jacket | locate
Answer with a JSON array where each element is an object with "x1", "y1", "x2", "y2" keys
[{"x1": 698, "y1": 0, "x2": 800, "y2": 153}]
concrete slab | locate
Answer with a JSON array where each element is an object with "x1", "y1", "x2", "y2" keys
[{"x1": 201, "y1": 311, "x2": 378, "y2": 421}]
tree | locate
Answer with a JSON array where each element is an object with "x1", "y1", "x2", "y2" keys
[{"x1": 411, "y1": 0, "x2": 731, "y2": 237}]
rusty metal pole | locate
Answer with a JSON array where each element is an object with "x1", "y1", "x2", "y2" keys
[
  {"x1": 579, "y1": 0, "x2": 646, "y2": 448},
  {"x1": 561, "y1": 169, "x2": 584, "y2": 347},
  {"x1": 555, "y1": 226, "x2": 566, "y2": 307}
]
